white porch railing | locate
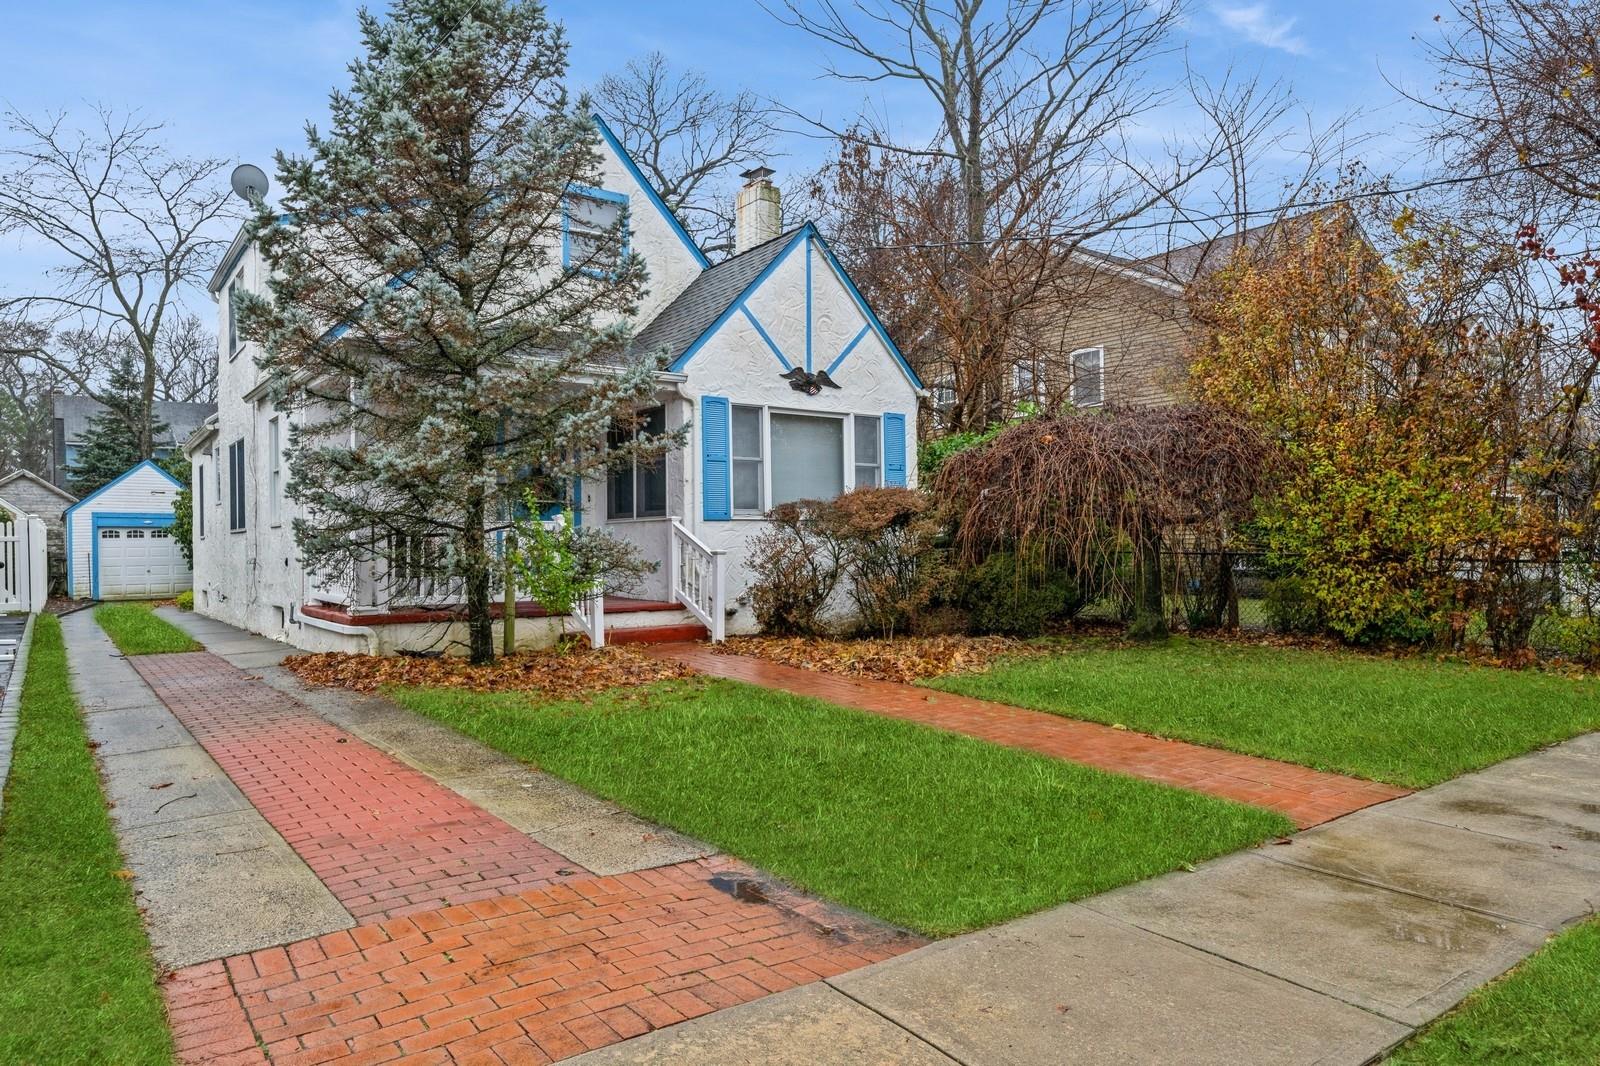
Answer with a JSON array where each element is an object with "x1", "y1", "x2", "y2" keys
[
  {"x1": 0, "y1": 503, "x2": 47, "y2": 614},
  {"x1": 669, "y1": 518, "x2": 726, "y2": 642},
  {"x1": 309, "y1": 516, "x2": 604, "y2": 644}
]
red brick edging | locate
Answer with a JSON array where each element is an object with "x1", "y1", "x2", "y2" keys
[{"x1": 646, "y1": 644, "x2": 1409, "y2": 829}]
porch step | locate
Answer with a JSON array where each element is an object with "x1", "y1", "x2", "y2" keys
[{"x1": 605, "y1": 622, "x2": 709, "y2": 645}]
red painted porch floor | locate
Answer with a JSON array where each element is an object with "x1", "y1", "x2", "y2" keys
[
  {"x1": 130, "y1": 653, "x2": 917, "y2": 1064},
  {"x1": 642, "y1": 643, "x2": 1409, "y2": 830}
]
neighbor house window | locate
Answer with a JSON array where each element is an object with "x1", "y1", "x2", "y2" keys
[
  {"x1": 770, "y1": 412, "x2": 844, "y2": 507},
  {"x1": 854, "y1": 415, "x2": 880, "y2": 488},
  {"x1": 268, "y1": 416, "x2": 282, "y2": 525},
  {"x1": 607, "y1": 405, "x2": 667, "y2": 520},
  {"x1": 1014, "y1": 361, "x2": 1039, "y2": 406},
  {"x1": 228, "y1": 438, "x2": 246, "y2": 531},
  {"x1": 732, "y1": 404, "x2": 763, "y2": 512},
  {"x1": 228, "y1": 271, "x2": 245, "y2": 359},
  {"x1": 1071, "y1": 346, "x2": 1104, "y2": 407},
  {"x1": 563, "y1": 187, "x2": 628, "y2": 275}
]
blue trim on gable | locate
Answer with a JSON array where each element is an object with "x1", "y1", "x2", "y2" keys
[
  {"x1": 808, "y1": 227, "x2": 925, "y2": 390},
  {"x1": 667, "y1": 227, "x2": 810, "y2": 372},
  {"x1": 89, "y1": 512, "x2": 176, "y2": 600},
  {"x1": 826, "y1": 324, "x2": 872, "y2": 376},
  {"x1": 739, "y1": 307, "x2": 794, "y2": 371},
  {"x1": 805, "y1": 242, "x2": 813, "y2": 372},
  {"x1": 591, "y1": 114, "x2": 711, "y2": 270}
]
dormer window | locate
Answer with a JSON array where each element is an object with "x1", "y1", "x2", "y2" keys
[{"x1": 563, "y1": 186, "x2": 628, "y2": 275}]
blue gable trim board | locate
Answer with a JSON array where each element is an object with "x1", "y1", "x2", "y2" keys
[
  {"x1": 591, "y1": 114, "x2": 710, "y2": 270},
  {"x1": 808, "y1": 228, "x2": 924, "y2": 390},
  {"x1": 667, "y1": 225, "x2": 923, "y2": 392},
  {"x1": 667, "y1": 227, "x2": 810, "y2": 372},
  {"x1": 89, "y1": 513, "x2": 176, "y2": 600},
  {"x1": 700, "y1": 396, "x2": 732, "y2": 521},
  {"x1": 65, "y1": 460, "x2": 184, "y2": 596},
  {"x1": 738, "y1": 307, "x2": 794, "y2": 371}
]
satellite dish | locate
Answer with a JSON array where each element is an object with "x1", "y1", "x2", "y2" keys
[{"x1": 230, "y1": 163, "x2": 270, "y2": 204}]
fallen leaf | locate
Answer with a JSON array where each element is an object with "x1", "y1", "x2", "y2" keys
[
  {"x1": 149, "y1": 782, "x2": 173, "y2": 790},
  {"x1": 113, "y1": 869, "x2": 135, "y2": 880}
]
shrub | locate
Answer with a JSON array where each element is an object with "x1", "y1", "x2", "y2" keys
[
  {"x1": 1529, "y1": 612, "x2": 1600, "y2": 665},
  {"x1": 174, "y1": 589, "x2": 194, "y2": 611},
  {"x1": 1263, "y1": 576, "x2": 1323, "y2": 635},
  {"x1": 746, "y1": 501, "x2": 848, "y2": 635},
  {"x1": 824, "y1": 489, "x2": 946, "y2": 638},
  {"x1": 958, "y1": 550, "x2": 1093, "y2": 637}
]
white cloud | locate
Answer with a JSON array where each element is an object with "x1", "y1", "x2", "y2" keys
[{"x1": 1212, "y1": 3, "x2": 1309, "y2": 55}]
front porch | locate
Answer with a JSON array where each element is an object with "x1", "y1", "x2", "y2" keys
[{"x1": 302, "y1": 517, "x2": 729, "y2": 650}]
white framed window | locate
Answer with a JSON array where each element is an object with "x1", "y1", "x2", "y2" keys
[
  {"x1": 1071, "y1": 346, "x2": 1104, "y2": 407},
  {"x1": 1014, "y1": 361, "x2": 1039, "y2": 405},
  {"x1": 854, "y1": 415, "x2": 881, "y2": 488},
  {"x1": 563, "y1": 186, "x2": 628, "y2": 275},
  {"x1": 732, "y1": 405, "x2": 764, "y2": 513},
  {"x1": 770, "y1": 411, "x2": 845, "y2": 507},
  {"x1": 228, "y1": 271, "x2": 245, "y2": 359},
  {"x1": 607, "y1": 405, "x2": 668, "y2": 520},
  {"x1": 268, "y1": 416, "x2": 283, "y2": 526}
]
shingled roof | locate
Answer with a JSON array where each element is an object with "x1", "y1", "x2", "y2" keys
[{"x1": 633, "y1": 226, "x2": 804, "y2": 368}]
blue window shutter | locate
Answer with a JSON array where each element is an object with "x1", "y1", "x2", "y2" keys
[
  {"x1": 701, "y1": 395, "x2": 732, "y2": 520},
  {"x1": 883, "y1": 412, "x2": 907, "y2": 486}
]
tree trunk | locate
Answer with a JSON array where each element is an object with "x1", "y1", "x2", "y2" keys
[
  {"x1": 464, "y1": 495, "x2": 494, "y2": 664},
  {"x1": 1129, "y1": 526, "x2": 1168, "y2": 640}
]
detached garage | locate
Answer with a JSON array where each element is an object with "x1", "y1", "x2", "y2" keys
[{"x1": 66, "y1": 460, "x2": 192, "y2": 600}]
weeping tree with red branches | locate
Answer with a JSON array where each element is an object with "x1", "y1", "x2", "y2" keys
[{"x1": 931, "y1": 405, "x2": 1282, "y2": 638}]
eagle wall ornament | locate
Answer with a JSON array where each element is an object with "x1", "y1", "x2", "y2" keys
[{"x1": 779, "y1": 367, "x2": 843, "y2": 395}]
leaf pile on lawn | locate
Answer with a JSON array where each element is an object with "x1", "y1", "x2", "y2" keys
[
  {"x1": 285, "y1": 646, "x2": 692, "y2": 698},
  {"x1": 718, "y1": 635, "x2": 1040, "y2": 683}
]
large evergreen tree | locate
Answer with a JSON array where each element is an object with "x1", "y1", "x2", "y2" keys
[
  {"x1": 242, "y1": 0, "x2": 672, "y2": 662},
  {"x1": 69, "y1": 354, "x2": 170, "y2": 497}
]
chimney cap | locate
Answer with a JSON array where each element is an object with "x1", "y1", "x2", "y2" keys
[{"x1": 741, "y1": 165, "x2": 775, "y2": 183}]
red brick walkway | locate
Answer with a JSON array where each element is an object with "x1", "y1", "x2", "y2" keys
[
  {"x1": 646, "y1": 644, "x2": 1408, "y2": 829},
  {"x1": 164, "y1": 857, "x2": 912, "y2": 1066},
  {"x1": 133, "y1": 652, "x2": 917, "y2": 1064},
  {"x1": 132, "y1": 653, "x2": 579, "y2": 921}
]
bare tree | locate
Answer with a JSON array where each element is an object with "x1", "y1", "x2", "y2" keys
[
  {"x1": 768, "y1": 0, "x2": 1236, "y2": 429},
  {"x1": 594, "y1": 52, "x2": 779, "y2": 257},
  {"x1": 0, "y1": 315, "x2": 61, "y2": 473},
  {"x1": 0, "y1": 108, "x2": 231, "y2": 454}
]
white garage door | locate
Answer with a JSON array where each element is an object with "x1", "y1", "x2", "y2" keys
[{"x1": 98, "y1": 526, "x2": 192, "y2": 599}]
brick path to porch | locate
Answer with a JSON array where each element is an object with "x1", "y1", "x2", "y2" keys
[
  {"x1": 643, "y1": 644, "x2": 1409, "y2": 830},
  {"x1": 131, "y1": 652, "x2": 917, "y2": 1066}
]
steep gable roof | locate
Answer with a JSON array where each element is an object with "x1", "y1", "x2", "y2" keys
[{"x1": 632, "y1": 226, "x2": 804, "y2": 367}]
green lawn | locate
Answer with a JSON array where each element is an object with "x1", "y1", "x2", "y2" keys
[
  {"x1": 392, "y1": 677, "x2": 1291, "y2": 936},
  {"x1": 928, "y1": 638, "x2": 1600, "y2": 789},
  {"x1": 95, "y1": 602, "x2": 200, "y2": 655},
  {"x1": 1387, "y1": 918, "x2": 1600, "y2": 1065},
  {"x1": 0, "y1": 614, "x2": 174, "y2": 1065}
]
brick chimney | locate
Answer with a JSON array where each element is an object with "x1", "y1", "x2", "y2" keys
[{"x1": 735, "y1": 166, "x2": 781, "y2": 254}]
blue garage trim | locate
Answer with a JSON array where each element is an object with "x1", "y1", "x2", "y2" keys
[
  {"x1": 64, "y1": 460, "x2": 183, "y2": 599},
  {"x1": 826, "y1": 324, "x2": 872, "y2": 376},
  {"x1": 591, "y1": 114, "x2": 710, "y2": 270},
  {"x1": 805, "y1": 241, "x2": 813, "y2": 372},
  {"x1": 808, "y1": 228, "x2": 924, "y2": 390},
  {"x1": 89, "y1": 512, "x2": 176, "y2": 600}
]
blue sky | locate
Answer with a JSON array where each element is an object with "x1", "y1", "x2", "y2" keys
[{"x1": 1, "y1": 0, "x2": 1447, "y2": 296}]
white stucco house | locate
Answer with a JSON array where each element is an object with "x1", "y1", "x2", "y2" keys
[
  {"x1": 185, "y1": 116, "x2": 922, "y2": 654},
  {"x1": 65, "y1": 460, "x2": 192, "y2": 601}
]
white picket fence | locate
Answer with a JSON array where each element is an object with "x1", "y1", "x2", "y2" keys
[{"x1": 0, "y1": 498, "x2": 48, "y2": 614}]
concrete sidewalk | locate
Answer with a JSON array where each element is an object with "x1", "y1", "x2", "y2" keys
[{"x1": 573, "y1": 731, "x2": 1600, "y2": 1064}]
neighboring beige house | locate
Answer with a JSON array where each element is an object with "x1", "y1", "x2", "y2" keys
[
  {"x1": 0, "y1": 469, "x2": 77, "y2": 595},
  {"x1": 1006, "y1": 218, "x2": 1306, "y2": 414}
]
